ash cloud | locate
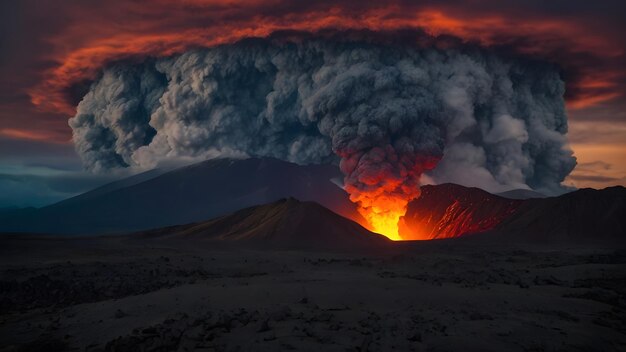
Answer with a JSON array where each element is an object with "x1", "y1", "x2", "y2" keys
[{"x1": 69, "y1": 32, "x2": 576, "y2": 195}]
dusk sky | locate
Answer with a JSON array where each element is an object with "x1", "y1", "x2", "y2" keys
[{"x1": 1, "y1": 0, "x2": 625, "y2": 208}]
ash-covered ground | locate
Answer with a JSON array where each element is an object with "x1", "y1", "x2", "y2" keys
[{"x1": 0, "y1": 236, "x2": 625, "y2": 351}]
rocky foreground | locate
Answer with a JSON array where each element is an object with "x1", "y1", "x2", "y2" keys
[{"x1": 0, "y1": 236, "x2": 625, "y2": 351}]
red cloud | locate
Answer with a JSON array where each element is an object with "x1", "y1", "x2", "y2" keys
[{"x1": 25, "y1": 1, "x2": 626, "y2": 116}]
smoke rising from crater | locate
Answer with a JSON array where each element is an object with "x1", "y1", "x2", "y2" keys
[{"x1": 69, "y1": 33, "x2": 576, "y2": 231}]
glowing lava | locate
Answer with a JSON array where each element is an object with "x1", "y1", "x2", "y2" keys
[
  {"x1": 341, "y1": 151, "x2": 440, "y2": 241},
  {"x1": 357, "y1": 198, "x2": 407, "y2": 241},
  {"x1": 347, "y1": 190, "x2": 416, "y2": 241}
]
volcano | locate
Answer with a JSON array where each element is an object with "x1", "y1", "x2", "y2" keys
[
  {"x1": 400, "y1": 184, "x2": 523, "y2": 240},
  {"x1": 0, "y1": 158, "x2": 360, "y2": 235},
  {"x1": 136, "y1": 198, "x2": 389, "y2": 250},
  {"x1": 400, "y1": 184, "x2": 626, "y2": 242},
  {"x1": 1, "y1": 158, "x2": 624, "y2": 243}
]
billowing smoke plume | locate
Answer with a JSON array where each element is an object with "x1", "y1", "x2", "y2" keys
[{"x1": 69, "y1": 32, "x2": 576, "y2": 237}]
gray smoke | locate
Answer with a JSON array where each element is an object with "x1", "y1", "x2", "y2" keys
[{"x1": 69, "y1": 33, "x2": 576, "y2": 196}]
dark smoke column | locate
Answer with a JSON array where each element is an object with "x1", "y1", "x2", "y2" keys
[{"x1": 69, "y1": 32, "x2": 576, "y2": 239}]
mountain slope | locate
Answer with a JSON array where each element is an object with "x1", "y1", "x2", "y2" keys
[
  {"x1": 496, "y1": 189, "x2": 547, "y2": 200},
  {"x1": 399, "y1": 184, "x2": 522, "y2": 240},
  {"x1": 137, "y1": 198, "x2": 389, "y2": 249},
  {"x1": 56, "y1": 167, "x2": 171, "y2": 206},
  {"x1": 488, "y1": 186, "x2": 626, "y2": 242},
  {"x1": 3, "y1": 157, "x2": 622, "y2": 244},
  {"x1": 0, "y1": 158, "x2": 360, "y2": 235}
]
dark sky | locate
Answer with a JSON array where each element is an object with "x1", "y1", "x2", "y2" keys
[{"x1": 1, "y1": 0, "x2": 625, "y2": 207}]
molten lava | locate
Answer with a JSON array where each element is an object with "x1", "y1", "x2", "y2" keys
[
  {"x1": 341, "y1": 151, "x2": 440, "y2": 241},
  {"x1": 354, "y1": 194, "x2": 409, "y2": 241},
  {"x1": 348, "y1": 183, "x2": 524, "y2": 241},
  {"x1": 346, "y1": 181, "x2": 421, "y2": 241}
]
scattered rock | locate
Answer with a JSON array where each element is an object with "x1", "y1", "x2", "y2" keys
[
  {"x1": 114, "y1": 309, "x2": 128, "y2": 319},
  {"x1": 257, "y1": 319, "x2": 271, "y2": 333}
]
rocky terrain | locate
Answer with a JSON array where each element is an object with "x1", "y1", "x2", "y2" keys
[
  {"x1": 400, "y1": 184, "x2": 522, "y2": 240},
  {"x1": 1, "y1": 235, "x2": 625, "y2": 351}
]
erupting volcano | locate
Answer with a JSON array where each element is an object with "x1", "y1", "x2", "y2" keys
[
  {"x1": 66, "y1": 31, "x2": 576, "y2": 244},
  {"x1": 3, "y1": 0, "x2": 626, "y2": 350},
  {"x1": 340, "y1": 147, "x2": 441, "y2": 240},
  {"x1": 350, "y1": 192, "x2": 408, "y2": 241}
]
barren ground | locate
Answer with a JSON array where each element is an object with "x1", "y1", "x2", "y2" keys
[{"x1": 1, "y1": 235, "x2": 625, "y2": 351}]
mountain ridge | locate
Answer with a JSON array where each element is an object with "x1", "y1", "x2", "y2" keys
[
  {"x1": 485, "y1": 186, "x2": 626, "y2": 242},
  {"x1": 136, "y1": 197, "x2": 389, "y2": 249},
  {"x1": 400, "y1": 183, "x2": 522, "y2": 240},
  {"x1": 0, "y1": 158, "x2": 359, "y2": 235},
  {"x1": 1, "y1": 157, "x2": 623, "y2": 243}
]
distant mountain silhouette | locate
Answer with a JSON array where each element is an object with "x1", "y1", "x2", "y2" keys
[
  {"x1": 496, "y1": 189, "x2": 547, "y2": 200},
  {"x1": 486, "y1": 186, "x2": 626, "y2": 242},
  {"x1": 58, "y1": 167, "x2": 172, "y2": 206},
  {"x1": 0, "y1": 158, "x2": 360, "y2": 235},
  {"x1": 400, "y1": 184, "x2": 522, "y2": 240},
  {"x1": 2, "y1": 156, "x2": 623, "y2": 243},
  {"x1": 136, "y1": 198, "x2": 389, "y2": 249}
]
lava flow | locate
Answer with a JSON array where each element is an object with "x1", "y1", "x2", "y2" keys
[
  {"x1": 345, "y1": 179, "x2": 422, "y2": 241},
  {"x1": 352, "y1": 194, "x2": 409, "y2": 241},
  {"x1": 341, "y1": 150, "x2": 441, "y2": 241}
]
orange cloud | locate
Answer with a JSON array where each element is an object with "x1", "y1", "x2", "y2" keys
[
  {"x1": 567, "y1": 73, "x2": 624, "y2": 109},
  {"x1": 0, "y1": 128, "x2": 68, "y2": 143},
  {"x1": 26, "y1": 1, "x2": 625, "y2": 116}
]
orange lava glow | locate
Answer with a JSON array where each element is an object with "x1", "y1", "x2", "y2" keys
[
  {"x1": 343, "y1": 155, "x2": 439, "y2": 241},
  {"x1": 354, "y1": 195, "x2": 410, "y2": 241},
  {"x1": 398, "y1": 184, "x2": 523, "y2": 240}
]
